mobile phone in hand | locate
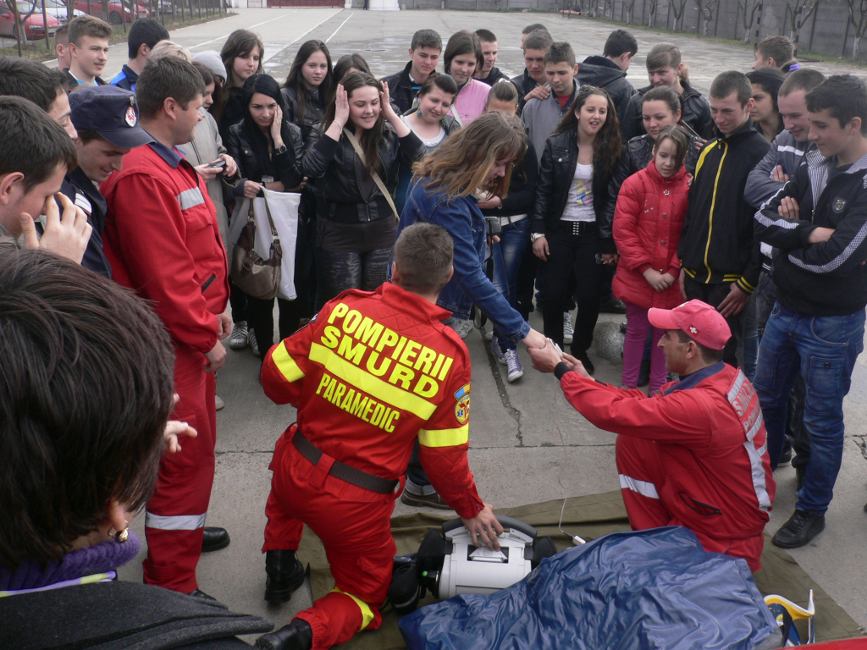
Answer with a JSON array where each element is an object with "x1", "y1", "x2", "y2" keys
[{"x1": 207, "y1": 158, "x2": 227, "y2": 169}]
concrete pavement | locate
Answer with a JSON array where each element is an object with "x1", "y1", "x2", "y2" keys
[{"x1": 112, "y1": 8, "x2": 867, "y2": 643}]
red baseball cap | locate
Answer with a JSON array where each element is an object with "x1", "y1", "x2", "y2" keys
[{"x1": 648, "y1": 299, "x2": 731, "y2": 350}]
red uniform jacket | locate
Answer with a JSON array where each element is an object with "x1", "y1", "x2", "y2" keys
[
  {"x1": 102, "y1": 142, "x2": 229, "y2": 354},
  {"x1": 612, "y1": 161, "x2": 689, "y2": 309},
  {"x1": 561, "y1": 362, "x2": 775, "y2": 568},
  {"x1": 261, "y1": 282, "x2": 485, "y2": 519}
]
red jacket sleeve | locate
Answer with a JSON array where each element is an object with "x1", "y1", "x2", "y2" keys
[
  {"x1": 107, "y1": 174, "x2": 219, "y2": 353},
  {"x1": 260, "y1": 316, "x2": 323, "y2": 406},
  {"x1": 613, "y1": 177, "x2": 652, "y2": 272},
  {"x1": 559, "y1": 372, "x2": 714, "y2": 446},
  {"x1": 418, "y1": 360, "x2": 484, "y2": 519}
]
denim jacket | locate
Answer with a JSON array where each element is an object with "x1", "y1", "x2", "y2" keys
[{"x1": 399, "y1": 178, "x2": 530, "y2": 342}]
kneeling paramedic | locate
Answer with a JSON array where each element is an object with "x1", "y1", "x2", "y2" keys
[
  {"x1": 255, "y1": 223, "x2": 503, "y2": 650},
  {"x1": 531, "y1": 300, "x2": 775, "y2": 572}
]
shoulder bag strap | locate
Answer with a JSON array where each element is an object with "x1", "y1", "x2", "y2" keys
[{"x1": 343, "y1": 127, "x2": 400, "y2": 222}]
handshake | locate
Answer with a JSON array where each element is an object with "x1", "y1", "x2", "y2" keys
[{"x1": 527, "y1": 337, "x2": 591, "y2": 378}]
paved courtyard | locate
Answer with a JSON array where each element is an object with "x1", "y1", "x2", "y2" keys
[{"x1": 98, "y1": 7, "x2": 867, "y2": 642}]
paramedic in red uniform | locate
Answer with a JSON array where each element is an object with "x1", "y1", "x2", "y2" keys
[
  {"x1": 101, "y1": 57, "x2": 230, "y2": 595},
  {"x1": 255, "y1": 223, "x2": 502, "y2": 650},
  {"x1": 530, "y1": 299, "x2": 775, "y2": 572}
]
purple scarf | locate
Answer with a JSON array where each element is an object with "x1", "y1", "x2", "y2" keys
[{"x1": 0, "y1": 532, "x2": 141, "y2": 593}]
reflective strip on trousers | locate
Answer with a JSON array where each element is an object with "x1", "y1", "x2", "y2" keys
[
  {"x1": 619, "y1": 474, "x2": 660, "y2": 499},
  {"x1": 145, "y1": 512, "x2": 207, "y2": 531},
  {"x1": 332, "y1": 587, "x2": 375, "y2": 630}
]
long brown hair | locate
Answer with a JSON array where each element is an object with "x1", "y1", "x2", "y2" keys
[
  {"x1": 555, "y1": 85, "x2": 622, "y2": 175},
  {"x1": 413, "y1": 111, "x2": 527, "y2": 198},
  {"x1": 214, "y1": 29, "x2": 263, "y2": 123},
  {"x1": 324, "y1": 71, "x2": 384, "y2": 175}
]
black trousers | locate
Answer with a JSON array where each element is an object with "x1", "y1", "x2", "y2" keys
[
  {"x1": 539, "y1": 224, "x2": 603, "y2": 354},
  {"x1": 316, "y1": 246, "x2": 392, "y2": 309},
  {"x1": 683, "y1": 276, "x2": 743, "y2": 367}
]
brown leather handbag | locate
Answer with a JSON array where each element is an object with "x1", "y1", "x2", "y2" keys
[{"x1": 230, "y1": 198, "x2": 282, "y2": 300}]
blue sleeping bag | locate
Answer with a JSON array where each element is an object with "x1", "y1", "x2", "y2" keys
[{"x1": 399, "y1": 527, "x2": 779, "y2": 649}]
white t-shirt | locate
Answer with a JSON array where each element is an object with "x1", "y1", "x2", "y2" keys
[
  {"x1": 400, "y1": 115, "x2": 446, "y2": 152},
  {"x1": 561, "y1": 163, "x2": 595, "y2": 222}
]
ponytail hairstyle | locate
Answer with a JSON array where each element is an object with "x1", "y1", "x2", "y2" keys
[
  {"x1": 485, "y1": 78, "x2": 520, "y2": 111},
  {"x1": 652, "y1": 124, "x2": 690, "y2": 169}
]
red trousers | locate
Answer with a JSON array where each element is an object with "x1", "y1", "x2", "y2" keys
[
  {"x1": 615, "y1": 434, "x2": 764, "y2": 571},
  {"x1": 264, "y1": 428, "x2": 398, "y2": 650},
  {"x1": 143, "y1": 347, "x2": 217, "y2": 593}
]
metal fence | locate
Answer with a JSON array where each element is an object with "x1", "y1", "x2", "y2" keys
[
  {"x1": 1, "y1": 0, "x2": 225, "y2": 56},
  {"x1": 566, "y1": 0, "x2": 867, "y2": 61}
]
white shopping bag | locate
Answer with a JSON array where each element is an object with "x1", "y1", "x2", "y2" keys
[{"x1": 227, "y1": 191, "x2": 301, "y2": 301}]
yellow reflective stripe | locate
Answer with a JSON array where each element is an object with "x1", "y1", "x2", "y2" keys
[
  {"x1": 332, "y1": 588, "x2": 375, "y2": 630},
  {"x1": 702, "y1": 141, "x2": 728, "y2": 283},
  {"x1": 309, "y1": 343, "x2": 436, "y2": 420},
  {"x1": 693, "y1": 139, "x2": 717, "y2": 179},
  {"x1": 418, "y1": 424, "x2": 469, "y2": 448},
  {"x1": 272, "y1": 341, "x2": 305, "y2": 383},
  {"x1": 683, "y1": 267, "x2": 697, "y2": 278}
]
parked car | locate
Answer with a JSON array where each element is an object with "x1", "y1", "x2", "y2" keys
[
  {"x1": 0, "y1": 2, "x2": 59, "y2": 39},
  {"x1": 43, "y1": 0, "x2": 85, "y2": 24},
  {"x1": 70, "y1": 0, "x2": 148, "y2": 24}
]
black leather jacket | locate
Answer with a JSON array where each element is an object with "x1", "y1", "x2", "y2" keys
[
  {"x1": 281, "y1": 84, "x2": 326, "y2": 146},
  {"x1": 621, "y1": 80, "x2": 714, "y2": 141},
  {"x1": 531, "y1": 128, "x2": 617, "y2": 251},
  {"x1": 302, "y1": 124, "x2": 423, "y2": 222},
  {"x1": 225, "y1": 118, "x2": 305, "y2": 193}
]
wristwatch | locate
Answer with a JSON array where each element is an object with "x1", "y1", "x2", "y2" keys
[
  {"x1": 530, "y1": 233, "x2": 546, "y2": 242},
  {"x1": 274, "y1": 144, "x2": 288, "y2": 155}
]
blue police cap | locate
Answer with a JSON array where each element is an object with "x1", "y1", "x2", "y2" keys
[{"x1": 69, "y1": 85, "x2": 151, "y2": 149}]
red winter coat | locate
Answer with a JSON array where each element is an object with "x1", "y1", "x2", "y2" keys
[{"x1": 612, "y1": 161, "x2": 689, "y2": 309}]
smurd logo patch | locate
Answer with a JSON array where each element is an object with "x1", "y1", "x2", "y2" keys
[
  {"x1": 832, "y1": 197, "x2": 847, "y2": 214},
  {"x1": 125, "y1": 106, "x2": 137, "y2": 127},
  {"x1": 454, "y1": 384, "x2": 470, "y2": 424}
]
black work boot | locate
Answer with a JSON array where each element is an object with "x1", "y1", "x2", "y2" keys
[
  {"x1": 264, "y1": 550, "x2": 305, "y2": 604},
  {"x1": 255, "y1": 618, "x2": 313, "y2": 650}
]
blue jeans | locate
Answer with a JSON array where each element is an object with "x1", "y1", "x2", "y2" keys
[
  {"x1": 490, "y1": 217, "x2": 529, "y2": 352},
  {"x1": 754, "y1": 303, "x2": 865, "y2": 514},
  {"x1": 742, "y1": 270, "x2": 777, "y2": 382}
]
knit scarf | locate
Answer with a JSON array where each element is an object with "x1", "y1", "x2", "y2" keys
[{"x1": 0, "y1": 532, "x2": 141, "y2": 596}]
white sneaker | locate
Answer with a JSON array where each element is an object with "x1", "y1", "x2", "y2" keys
[
  {"x1": 490, "y1": 336, "x2": 506, "y2": 365},
  {"x1": 563, "y1": 311, "x2": 574, "y2": 345},
  {"x1": 504, "y1": 349, "x2": 524, "y2": 382},
  {"x1": 248, "y1": 330, "x2": 260, "y2": 356},
  {"x1": 215, "y1": 395, "x2": 225, "y2": 411},
  {"x1": 228, "y1": 322, "x2": 249, "y2": 350}
]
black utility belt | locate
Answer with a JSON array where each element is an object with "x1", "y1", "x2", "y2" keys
[
  {"x1": 292, "y1": 429, "x2": 398, "y2": 494},
  {"x1": 556, "y1": 220, "x2": 597, "y2": 237}
]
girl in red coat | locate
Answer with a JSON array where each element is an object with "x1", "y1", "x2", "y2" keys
[{"x1": 613, "y1": 125, "x2": 691, "y2": 394}]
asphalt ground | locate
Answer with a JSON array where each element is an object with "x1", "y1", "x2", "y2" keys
[{"x1": 100, "y1": 7, "x2": 867, "y2": 642}]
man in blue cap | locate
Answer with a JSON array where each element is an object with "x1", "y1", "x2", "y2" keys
[{"x1": 64, "y1": 85, "x2": 151, "y2": 277}]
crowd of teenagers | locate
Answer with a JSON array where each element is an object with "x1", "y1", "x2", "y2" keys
[{"x1": 1, "y1": 12, "x2": 867, "y2": 649}]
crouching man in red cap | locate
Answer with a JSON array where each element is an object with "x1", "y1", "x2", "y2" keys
[{"x1": 529, "y1": 299, "x2": 776, "y2": 571}]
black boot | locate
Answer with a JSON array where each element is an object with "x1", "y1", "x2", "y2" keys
[
  {"x1": 255, "y1": 619, "x2": 312, "y2": 650},
  {"x1": 264, "y1": 550, "x2": 305, "y2": 604},
  {"x1": 201, "y1": 527, "x2": 230, "y2": 553}
]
